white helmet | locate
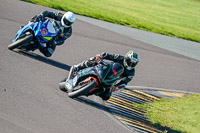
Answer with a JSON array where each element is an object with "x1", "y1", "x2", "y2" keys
[{"x1": 61, "y1": 11, "x2": 76, "y2": 28}]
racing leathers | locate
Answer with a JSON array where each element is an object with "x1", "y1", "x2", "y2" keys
[
  {"x1": 30, "y1": 11, "x2": 72, "y2": 57},
  {"x1": 74, "y1": 52, "x2": 135, "y2": 100}
]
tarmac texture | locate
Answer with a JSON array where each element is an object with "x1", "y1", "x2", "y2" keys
[{"x1": 0, "y1": 0, "x2": 200, "y2": 133}]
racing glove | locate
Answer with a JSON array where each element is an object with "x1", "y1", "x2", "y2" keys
[
  {"x1": 95, "y1": 54, "x2": 104, "y2": 63},
  {"x1": 36, "y1": 14, "x2": 44, "y2": 22}
]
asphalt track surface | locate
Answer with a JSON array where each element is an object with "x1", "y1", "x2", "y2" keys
[{"x1": 0, "y1": 0, "x2": 200, "y2": 133}]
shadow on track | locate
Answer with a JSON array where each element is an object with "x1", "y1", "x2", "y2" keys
[
  {"x1": 75, "y1": 97, "x2": 112, "y2": 113},
  {"x1": 14, "y1": 50, "x2": 71, "y2": 71}
]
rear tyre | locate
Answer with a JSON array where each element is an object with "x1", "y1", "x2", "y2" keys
[
  {"x1": 68, "y1": 80, "x2": 97, "y2": 98},
  {"x1": 8, "y1": 34, "x2": 34, "y2": 50}
]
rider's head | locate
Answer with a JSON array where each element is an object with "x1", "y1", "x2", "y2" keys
[
  {"x1": 124, "y1": 50, "x2": 139, "y2": 70},
  {"x1": 61, "y1": 11, "x2": 76, "y2": 28}
]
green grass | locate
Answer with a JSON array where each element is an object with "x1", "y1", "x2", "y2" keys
[
  {"x1": 24, "y1": 0, "x2": 200, "y2": 43},
  {"x1": 140, "y1": 94, "x2": 200, "y2": 133}
]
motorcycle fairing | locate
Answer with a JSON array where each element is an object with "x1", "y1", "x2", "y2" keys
[
  {"x1": 13, "y1": 22, "x2": 34, "y2": 42},
  {"x1": 72, "y1": 62, "x2": 124, "y2": 88},
  {"x1": 101, "y1": 62, "x2": 124, "y2": 86},
  {"x1": 13, "y1": 19, "x2": 57, "y2": 45},
  {"x1": 107, "y1": 62, "x2": 124, "y2": 79},
  {"x1": 72, "y1": 67, "x2": 98, "y2": 87}
]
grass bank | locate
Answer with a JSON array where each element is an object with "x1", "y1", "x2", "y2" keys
[
  {"x1": 139, "y1": 94, "x2": 200, "y2": 133},
  {"x1": 24, "y1": 0, "x2": 200, "y2": 43}
]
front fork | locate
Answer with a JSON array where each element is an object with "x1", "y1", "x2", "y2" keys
[
  {"x1": 63, "y1": 66, "x2": 78, "y2": 92},
  {"x1": 67, "y1": 66, "x2": 76, "y2": 81}
]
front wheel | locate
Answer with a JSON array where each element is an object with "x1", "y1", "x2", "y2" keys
[
  {"x1": 59, "y1": 82, "x2": 68, "y2": 92},
  {"x1": 68, "y1": 80, "x2": 97, "y2": 98},
  {"x1": 8, "y1": 34, "x2": 34, "y2": 50}
]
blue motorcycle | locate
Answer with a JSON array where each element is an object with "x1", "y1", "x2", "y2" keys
[{"x1": 8, "y1": 19, "x2": 58, "y2": 51}]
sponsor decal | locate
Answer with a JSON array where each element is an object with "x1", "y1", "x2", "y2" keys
[
  {"x1": 43, "y1": 37, "x2": 51, "y2": 40},
  {"x1": 40, "y1": 28, "x2": 47, "y2": 36},
  {"x1": 113, "y1": 70, "x2": 117, "y2": 75},
  {"x1": 103, "y1": 66, "x2": 107, "y2": 69}
]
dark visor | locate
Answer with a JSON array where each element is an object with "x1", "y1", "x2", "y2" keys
[
  {"x1": 125, "y1": 58, "x2": 136, "y2": 68},
  {"x1": 63, "y1": 17, "x2": 73, "y2": 26}
]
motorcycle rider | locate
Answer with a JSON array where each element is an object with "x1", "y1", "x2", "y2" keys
[
  {"x1": 30, "y1": 11, "x2": 76, "y2": 57},
  {"x1": 72, "y1": 50, "x2": 139, "y2": 100}
]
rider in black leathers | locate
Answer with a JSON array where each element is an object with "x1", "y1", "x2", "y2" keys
[
  {"x1": 72, "y1": 50, "x2": 139, "y2": 100},
  {"x1": 30, "y1": 11, "x2": 76, "y2": 57}
]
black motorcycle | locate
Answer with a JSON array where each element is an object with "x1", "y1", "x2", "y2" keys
[{"x1": 59, "y1": 61, "x2": 124, "y2": 98}]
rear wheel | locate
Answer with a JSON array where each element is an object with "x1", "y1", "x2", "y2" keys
[
  {"x1": 68, "y1": 79, "x2": 97, "y2": 98},
  {"x1": 8, "y1": 34, "x2": 34, "y2": 50}
]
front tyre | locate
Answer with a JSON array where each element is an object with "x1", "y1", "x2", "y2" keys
[
  {"x1": 59, "y1": 82, "x2": 68, "y2": 92},
  {"x1": 8, "y1": 34, "x2": 34, "y2": 50},
  {"x1": 68, "y1": 80, "x2": 97, "y2": 98}
]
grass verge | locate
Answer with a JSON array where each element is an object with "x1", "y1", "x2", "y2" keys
[
  {"x1": 23, "y1": 0, "x2": 200, "y2": 43},
  {"x1": 138, "y1": 94, "x2": 200, "y2": 133}
]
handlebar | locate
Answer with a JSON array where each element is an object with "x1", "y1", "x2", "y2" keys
[{"x1": 99, "y1": 60, "x2": 108, "y2": 66}]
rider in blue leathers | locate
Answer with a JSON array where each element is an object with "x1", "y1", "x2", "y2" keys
[{"x1": 30, "y1": 11, "x2": 76, "y2": 57}]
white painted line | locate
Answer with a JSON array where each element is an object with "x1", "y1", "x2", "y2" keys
[
  {"x1": 126, "y1": 86, "x2": 199, "y2": 94},
  {"x1": 77, "y1": 15, "x2": 200, "y2": 61}
]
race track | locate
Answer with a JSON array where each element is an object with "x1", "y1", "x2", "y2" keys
[{"x1": 0, "y1": 0, "x2": 200, "y2": 133}]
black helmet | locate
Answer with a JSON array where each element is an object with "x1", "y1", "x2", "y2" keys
[{"x1": 124, "y1": 50, "x2": 139, "y2": 70}]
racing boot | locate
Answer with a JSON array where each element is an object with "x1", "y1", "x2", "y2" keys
[{"x1": 98, "y1": 88, "x2": 111, "y2": 100}]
